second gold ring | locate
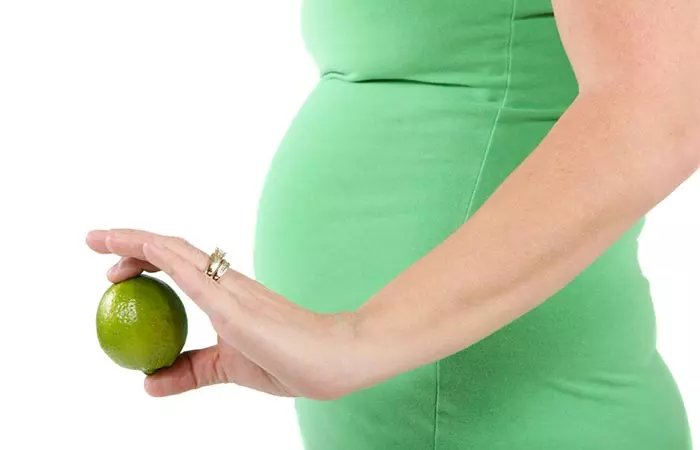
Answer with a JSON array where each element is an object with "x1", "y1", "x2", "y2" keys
[{"x1": 205, "y1": 247, "x2": 229, "y2": 282}]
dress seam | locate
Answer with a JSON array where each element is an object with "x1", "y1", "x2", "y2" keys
[
  {"x1": 460, "y1": 0, "x2": 518, "y2": 223},
  {"x1": 432, "y1": 2, "x2": 518, "y2": 449}
]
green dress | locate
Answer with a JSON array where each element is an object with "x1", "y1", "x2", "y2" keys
[{"x1": 253, "y1": 0, "x2": 692, "y2": 448}]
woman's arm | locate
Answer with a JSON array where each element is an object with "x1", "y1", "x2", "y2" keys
[
  {"x1": 85, "y1": 1, "x2": 698, "y2": 401},
  {"x1": 342, "y1": 0, "x2": 700, "y2": 392}
]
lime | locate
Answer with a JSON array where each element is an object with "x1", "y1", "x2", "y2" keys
[{"x1": 96, "y1": 274, "x2": 188, "y2": 374}]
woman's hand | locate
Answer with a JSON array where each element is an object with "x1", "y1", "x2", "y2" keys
[{"x1": 86, "y1": 229, "x2": 360, "y2": 400}]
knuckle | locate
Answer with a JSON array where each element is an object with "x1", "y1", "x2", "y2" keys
[
  {"x1": 212, "y1": 351, "x2": 228, "y2": 384},
  {"x1": 182, "y1": 277, "x2": 206, "y2": 300},
  {"x1": 188, "y1": 285, "x2": 205, "y2": 301},
  {"x1": 184, "y1": 352, "x2": 202, "y2": 389},
  {"x1": 104, "y1": 230, "x2": 118, "y2": 245}
]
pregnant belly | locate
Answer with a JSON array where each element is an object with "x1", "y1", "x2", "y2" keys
[
  {"x1": 253, "y1": 79, "x2": 500, "y2": 310},
  {"x1": 253, "y1": 78, "x2": 656, "y2": 375}
]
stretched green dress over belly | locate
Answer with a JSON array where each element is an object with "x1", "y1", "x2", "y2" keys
[{"x1": 252, "y1": 0, "x2": 692, "y2": 448}]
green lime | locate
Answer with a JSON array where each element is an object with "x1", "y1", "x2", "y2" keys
[{"x1": 96, "y1": 274, "x2": 188, "y2": 375}]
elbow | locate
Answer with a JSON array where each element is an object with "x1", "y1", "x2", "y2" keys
[
  {"x1": 676, "y1": 123, "x2": 700, "y2": 177},
  {"x1": 578, "y1": 75, "x2": 699, "y2": 197},
  {"x1": 662, "y1": 71, "x2": 700, "y2": 175},
  {"x1": 654, "y1": 114, "x2": 699, "y2": 186},
  {"x1": 605, "y1": 75, "x2": 699, "y2": 176},
  {"x1": 642, "y1": 74, "x2": 699, "y2": 173},
  {"x1": 663, "y1": 91, "x2": 700, "y2": 177}
]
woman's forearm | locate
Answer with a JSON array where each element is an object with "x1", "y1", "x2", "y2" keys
[{"x1": 347, "y1": 86, "x2": 699, "y2": 391}]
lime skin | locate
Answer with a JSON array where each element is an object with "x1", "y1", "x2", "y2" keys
[{"x1": 96, "y1": 275, "x2": 188, "y2": 375}]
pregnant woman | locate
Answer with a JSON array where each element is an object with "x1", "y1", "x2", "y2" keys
[{"x1": 86, "y1": 0, "x2": 699, "y2": 448}]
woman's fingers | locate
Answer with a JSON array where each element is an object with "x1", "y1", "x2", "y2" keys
[
  {"x1": 85, "y1": 229, "x2": 110, "y2": 254},
  {"x1": 141, "y1": 240, "x2": 230, "y2": 318},
  {"x1": 144, "y1": 346, "x2": 225, "y2": 397},
  {"x1": 88, "y1": 228, "x2": 242, "y2": 315},
  {"x1": 88, "y1": 231, "x2": 161, "y2": 282},
  {"x1": 107, "y1": 257, "x2": 160, "y2": 283},
  {"x1": 86, "y1": 229, "x2": 210, "y2": 271},
  {"x1": 111, "y1": 229, "x2": 210, "y2": 271}
]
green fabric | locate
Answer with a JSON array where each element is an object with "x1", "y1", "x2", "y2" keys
[{"x1": 253, "y1": 0, "x2": 692, "y2": 448}]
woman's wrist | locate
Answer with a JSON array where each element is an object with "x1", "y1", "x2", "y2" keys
[
  {"x1": 226, "y1": 284, "x2": 371, "y2": 399},
  {"x1": 338, "y1": 291, "x2": 441, "y2": 394}
]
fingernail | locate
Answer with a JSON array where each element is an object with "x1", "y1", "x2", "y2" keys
[{"x1": 86, "y1": 230, "x2": 107, "y2": 243}]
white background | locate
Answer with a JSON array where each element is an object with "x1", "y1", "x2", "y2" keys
[{"x1": 0, "y1": 1, "x2": 697, "y2": 449}]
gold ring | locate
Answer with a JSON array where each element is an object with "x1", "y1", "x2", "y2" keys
[
  {"x1": 205, "y1": 248, "x2": 226, "y2": 279},
  {"x1": 213, "y1": 259, "x2": 230, "y2": 282}
]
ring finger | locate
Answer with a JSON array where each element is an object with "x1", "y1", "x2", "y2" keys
[{"x1": 88, "y1": 228, "x2": 238, "y2": 286}]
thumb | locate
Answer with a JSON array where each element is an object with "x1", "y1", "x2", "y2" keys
[{"x1": 144, "y1": 346, "x2": 225, "y2": 397}]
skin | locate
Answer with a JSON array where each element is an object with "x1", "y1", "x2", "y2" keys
[{"x1": 86, "y1": 0, "x2": 699, "y2": 400}]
